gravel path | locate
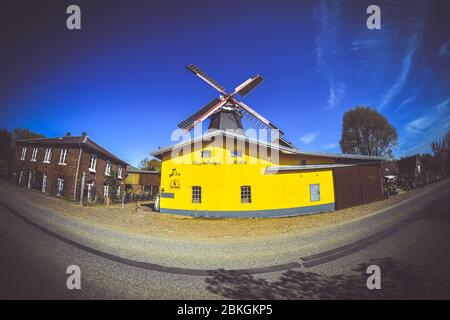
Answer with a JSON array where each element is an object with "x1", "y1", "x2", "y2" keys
[
  {"x1": 0, "y1": 179, "x2": 447, "y2": 271},
  {"x1": 0, "y1": 179, "x2": 441, "y2": 241}
]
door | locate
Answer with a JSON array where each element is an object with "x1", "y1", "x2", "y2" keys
[
  {"x1": 42, "y1": 174, "x2": 47, "y2": 193},
  {"x1": 87, "y1": 183, "x2": 94, "y2": 202},
  {"x1": 310, "y1": 184, "x2": 320, "y2": 202}
]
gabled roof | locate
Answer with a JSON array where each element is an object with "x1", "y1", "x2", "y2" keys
[
  {"x1": 16, "y1": 135, "x2": 128, "y2": 165},
  {"x1": 151, "y1": 130, "x2": 387, "y2": 161}
]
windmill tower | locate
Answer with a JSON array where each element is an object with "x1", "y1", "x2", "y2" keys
[{"x1": 177, "y1": 65, "x2": 295, "y2": 148}]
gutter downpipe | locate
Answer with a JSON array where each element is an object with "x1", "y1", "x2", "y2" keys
[{"x1": 73, "y1": 135, "x2": 87, "y2": 200}]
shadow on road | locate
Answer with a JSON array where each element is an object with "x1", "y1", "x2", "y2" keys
[{"x1": 205, "y1": 257, "x2": 450, "y2": 299}]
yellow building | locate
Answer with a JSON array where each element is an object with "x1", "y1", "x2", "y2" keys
[{"x1": 151, "y1": 130, "x2": 385, "y2": 218}]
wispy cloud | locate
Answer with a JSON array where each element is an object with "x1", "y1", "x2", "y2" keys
[
  {"x1": 321, "y1": 142, "x2": 337, "y2": 150},
  {"x1": 378, "y1": 34, "x2": 421, "y2": 110},
  {"x1": 405, "y1": 98, "x2": 450, "y2": 133},
  {"x1": 400, "y1": 97, "x2": 450, "y2": 155},
  {"x1": 327, "y1": 82, "x2": 346, "y2": 109},
  {"x1": 396, "y1": 97, "x2": 415, "y2": 112},
  {"x1": 438, "y1": 40, "x2": 450, "y2": 57},
  {"x1": 314, "y1": 0, "x2": 346, "y2": 109},
  {"x1": 300, "y1": 131, "x2": 319, "y2": 144}
]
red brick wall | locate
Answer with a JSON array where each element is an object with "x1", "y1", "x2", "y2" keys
[{"x1": 11, "y1": 143, "x2": 127, "y2": 203}]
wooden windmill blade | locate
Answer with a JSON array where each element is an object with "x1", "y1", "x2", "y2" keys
[
  {"x1": 232, "y1": 75, "x2": 264, "y2": 97},
  {"x1": 232, "y1": 98, "x2": 285, "y2": 136},
  {"x1": 177, "y1": 97, "x2": 228, "y2": 131},
  {"x1": 186, "y1": 64, "x2": 227, "y2": 94}
]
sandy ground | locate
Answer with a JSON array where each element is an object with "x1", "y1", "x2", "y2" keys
[{"x1": 0, "y1": 180, "x2": 439, "y2": 240}]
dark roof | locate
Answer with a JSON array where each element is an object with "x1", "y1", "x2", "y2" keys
[
  {"x1": 16, "y1": 135, "x2": 128, "y2": 165},
  {"x1": 126, "y1": 166, "x2": 160, "y2": 174}
]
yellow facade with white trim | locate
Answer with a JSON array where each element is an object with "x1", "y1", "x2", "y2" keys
[{"x1": 158, "y1": 138, "x2": 336, "y2": 217}]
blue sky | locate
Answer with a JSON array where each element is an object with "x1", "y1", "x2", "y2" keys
[{"x1": 1, "y1": 0, "x2": 449, "y2": 166}]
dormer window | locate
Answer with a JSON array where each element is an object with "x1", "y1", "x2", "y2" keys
[
  {"x1": 20, "y1": 147, "x2": 27, "y2": 160},
  {"x1": 43, "y1": 148, "x2": 52, "y2": 163},
  {"x1": 231, "y1": 149, "x2": 242, "y2": 157},
  {"x1": 105, "y1": 160, "x2": 111, "y2": 176},
  {"x1": 89, "y1": 154, "x2": 97, "y2": 172},
  {"x1": 201, "y1": 150, "x2": 211, "y2": 158},
  {"x1": 31, "y1": 147, "x2": 38, "y2": 161}
]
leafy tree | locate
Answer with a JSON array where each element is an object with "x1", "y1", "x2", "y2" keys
[
  {"x1": 430, "y1": 125, "x2": 450, "y2": 175},
  {"x1": 0, "y1": 129, "x2": 13, "y2": 162},
  {"x1": 11, "y1": 128, "x2": 45, "y2": 142},
  {"x1": 340, "y1": 106, "x2": 398, "y2": 156},
  {"x1": 105, "y1": 168, "x2": 121, "y2": 199},
  {"x1": 139, "y1": 157, "x2": 161, "y2": 172},
  {"x1": 0, "y1": 129, "x2": 13, "y2": 176}
]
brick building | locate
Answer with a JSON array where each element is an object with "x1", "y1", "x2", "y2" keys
[{"x1": 11, "y1": 134, "x2": 128, "y2": 203}]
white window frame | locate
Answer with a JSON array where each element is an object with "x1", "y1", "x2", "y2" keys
[
  {"x1": 103, "y1": 185, "x2": 109, "y2": 198},
  {"x1": 240, "y1": 186, "x2": 252, "y2": 203},
  {"x1": 192, "y1": 186, "x2": 201, "y2": 203},
  {"x1": 105, "y1": 160, "x2": 111, "y2": 176},
  {"x1": 56, "y1": 178, "x2": 64, "y2": 197},
  {"x1": 118, "y1": 166, "x2": 123, "y2": 179},
  {"x1": 20, "y1": 147, "x2": 27, "y2": 160},
  {"x1": 31, "y1": 147, "x2": 38, "y2": 161},
  {"x1": 89, "y1": 154, "x2": 97, "y2": 172},
  {"x1": 58, "y1": 149, "x2": 68, "y2": 165},
  {"x1": 43, "y1": 148, "x2": 52, "y2": 163}
]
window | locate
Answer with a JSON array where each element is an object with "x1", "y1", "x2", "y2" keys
[
  {"x1": 18, "y1": 171, "x2": 23, "y2": 185},
  {"x1": 192, "y1": 186, "x2": 201, "y2": 203},
  {"x1": 231, "y1": 149, "x2": 242, "y2": 157},
  {"x1": 103, "y1": 185, "x2": 109, "y2": 198},
  {"x1": 42, "y1": 174, "x2": 47, "y2": 193},
  {"x1": 201, "y1": 150, "x2": 211, "y2": 158},
  {"x1": 20, "y1": 147, "x2": 27, "y2": 160},
  {"x1": 59, "y1": 149, "x2": 68, "y2": 165},
  {"x1": 300, "y1": 160, "x2": 307, "y2": 165},
  {"x1": 310, "y1": 184, "x2": 320, "y2": 202},
  {"x1": 241, "y1": 186, "x2": 252, "y2": 203},
  {"x1": 105, "y1": 160, "x2": 111, "y2": 176},
  {"x1": 89, "y1": 154, "x2": 97, "y2": 172},
  {"x1": 31, "y1": 147, "x2": 38, "y2": 161},
  {"x1": 56, "y1": 178, "x2": 64, "y2": 197},
  {"x1": 118, "y1": 166, "x2": 123, "y2": 179},
  {"x1": 43, "y1": 148, "x2": 52, "y2": 163}
]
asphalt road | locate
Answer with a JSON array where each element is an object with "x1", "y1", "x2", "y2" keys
[{"x1": 1, "y1": 180, "x2": 450, "y2": 299}]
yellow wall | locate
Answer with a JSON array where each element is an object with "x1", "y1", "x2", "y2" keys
[
  {"x1": 124, "y1": 173, "x2": 140, "y2": 185},
  {"x1": 159, "y1": 140, "x2": 336, "y2": 216}
]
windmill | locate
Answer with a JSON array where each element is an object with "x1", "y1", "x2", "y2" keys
[{"x1": 177, "y1": 64, "x2": 295, "y2": 148}]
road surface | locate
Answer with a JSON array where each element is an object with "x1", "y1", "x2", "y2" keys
[{"x1": 1, "y1": 180, "x2": 450, "y2": 299}]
